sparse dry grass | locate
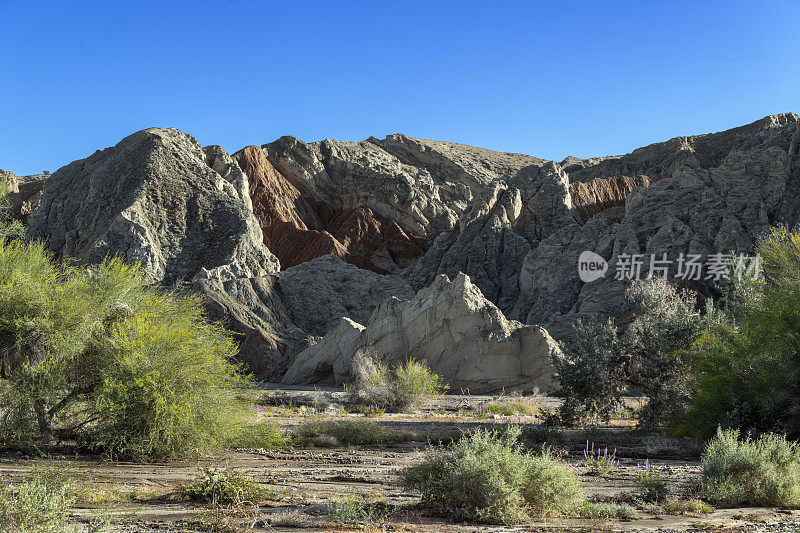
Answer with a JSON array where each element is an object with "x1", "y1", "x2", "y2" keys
[{"x1": 482, "y1": 398, "x2": 540, "y2": 417}]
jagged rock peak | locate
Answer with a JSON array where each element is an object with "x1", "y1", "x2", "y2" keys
[{"x1": 28, "y1": 127, "x2": 279, "y2": 284}]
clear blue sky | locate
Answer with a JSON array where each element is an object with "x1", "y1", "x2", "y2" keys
[{"x1": 1, "y1": 0, "x2": 798, "y2": 176}]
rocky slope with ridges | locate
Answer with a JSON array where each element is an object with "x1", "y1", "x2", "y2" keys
[
  {"x1": 27, "y1": 128, "x2": 279, "y2": 284},
  {"x1": 15, "y1": 113, "x2": 800, "y2": 390}
]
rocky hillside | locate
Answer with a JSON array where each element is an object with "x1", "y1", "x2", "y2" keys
[{"x1": 15, "y1": 113, "x2": 800, "y2": 391}]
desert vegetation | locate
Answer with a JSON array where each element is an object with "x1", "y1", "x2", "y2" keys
[
  {"x1": 344, "y1": 352, "x2": 448, "y2": 412},
  {"x1": 3, "y1": 193, "x2": 800, "y2": 530},
  {"x1": 401, "y1": 426, "x2": 583, "y2": 524},
  {"x1": 556, "y1": 225, "x2": 800, "y2": 443},
  {"x1": 0, "y1": 238, "x2": 287, "y2": 460}
]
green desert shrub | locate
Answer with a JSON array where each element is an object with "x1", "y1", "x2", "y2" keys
[
  {"x1": 84, "y1": 290, "x2": 249, "y2": 460},
  {"x1": 327, "y1": 493, "x2": 392, "y2": 528},
  {"x1": 700, "y1": 428, "x2": 800, "y2": 508},
  {"x1": 0, "y1": 239, "x2": 260, "y2": 460},
  {"x1": 401, "y1": 426, "x2": 582, "y2": 524},
  {"x1": 660, "y1": 499, "x2": 713, "y2": 515},
  {"x1": 0, "y1": 465, "x2": 110, "y2": 533},
  {"x1": 0, "y1": 477, "x2": 75, "y2": 533},
  {"x1": 227, "y1": 420, "x2": 292, "y2": 450},
  {"x1": 625, "y1": 277, "x2": 720, "y2": 429},
  {"x1": 295, "y1": 419, "x2": 407, "y2": 447},
  {"x1": 556, "y1": 278, "x2": 719, "y2": 428},
  {"x1": 345, "y1": 352, "x2": 447, "y2": 412},
  {"x1": 683, "y1": 226, "x2": 800, "y2": 438},
  {"x1": 555, "y1": 318, "x2": 626, "y2": 425},
  {"x1": 482, "y1": 398, "x2": 539, "y2": 417}
]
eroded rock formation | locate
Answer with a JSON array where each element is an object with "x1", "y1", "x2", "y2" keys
[
  {"x1": 19, "y1": 113, "x2": 800, "y2": 389},
  {"x1": 232, "y1": 145, "x2": 426, "y2": 274},
  {"x1": 569, "y1": 175, "x2": 654, "y2": 221},
  {"x1": 28, "y1": 128, "x2": 278, "y2": 284},
  {"x1": 283, "y1": 273, "x2": 559, "y2": 393}
]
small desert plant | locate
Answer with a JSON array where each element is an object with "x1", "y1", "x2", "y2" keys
[
  {"x1": 295, "y1": 419, "x2": 407, "y2": 447},
  {"x1": 660, "y1": 499, "x2": 713, "y2": 515},
  {"x1": 226, "y1": 420, "x2": 292, "y2": 450},
  {"x1": 583, "y1": 441, "x2": 620, "y2": 475},
  {"x1": 700, "y1": 428, "x2": 800, "y2": 507},
  {"x1": 401, "y1": 426, "x2": 582, "y2": 524},
  {"x1": 635, "y1": 459, "x2": 668, "y2": 502},
  {"x1": 345, "y1": 352, "x2": 447, "y2": 412},
  {"x1": 0, "y1": 478, "x2": 75, "y2": 532},
  {"x1": 482, "y1": 399, "x2": 539, "y2": 417},
  {"x1": 327, "y1": 493, "x2": 392, "y2": 528},
  {"x1": 470, "y1": 402, "x2": 495, "y2": 419},
  {"x1": 0, "y1": 464, "x2": 109, "y2": 533},
  {"x1": 576, "y1": 501, "x2": 635, "y2": 519},
  {"x1": 349, "y1": 403, "x2": 385, "y2": 416},
  {"x1": 179, "y1": 467, "x2": 273, "y2": 505}
]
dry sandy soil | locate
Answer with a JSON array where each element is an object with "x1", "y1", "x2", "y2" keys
[{"x1": 2, "y1": 388, "x2": 799, "y2": 532}]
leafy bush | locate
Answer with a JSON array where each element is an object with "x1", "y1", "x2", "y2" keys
[
  {"x1": 556, "y1": 277, "x2": 719, "y2": 428},
  {"x1": 684, "y1": 226, "x2": 800, "y2": 438},
  {"x1": 700, "y1": 428, "x2": 800, "y2": 507},
  {"x1": 345, "y1": 352, "x2": 447, "y2": 412},
  {"x1": 295, "y1": 419, "x2": 407, "y2": 447},
  {"x1": 401, "y1": 426, "x2": 582, "y2": 524},
  {"x1": 0, "y1": 240, "x2": 260, "y2": 460},
  {"x1": 625, "y1": 277, "x2": 719, "y2": 428},
  {"x1": 554, "y1": 318, "x2": 626, "y2": 425}
]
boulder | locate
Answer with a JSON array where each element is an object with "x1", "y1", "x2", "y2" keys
[
  {"x1": 27, "y1": 128, "x2": 279, "y2": 284},
  {"x1": 283, "y1": 272, "x2": 559, "y2": 394}
]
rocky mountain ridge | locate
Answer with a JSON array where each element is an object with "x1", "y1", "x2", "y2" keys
[{"x1": 10, "y1": 113, "x2": 800, "y2": 391}]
